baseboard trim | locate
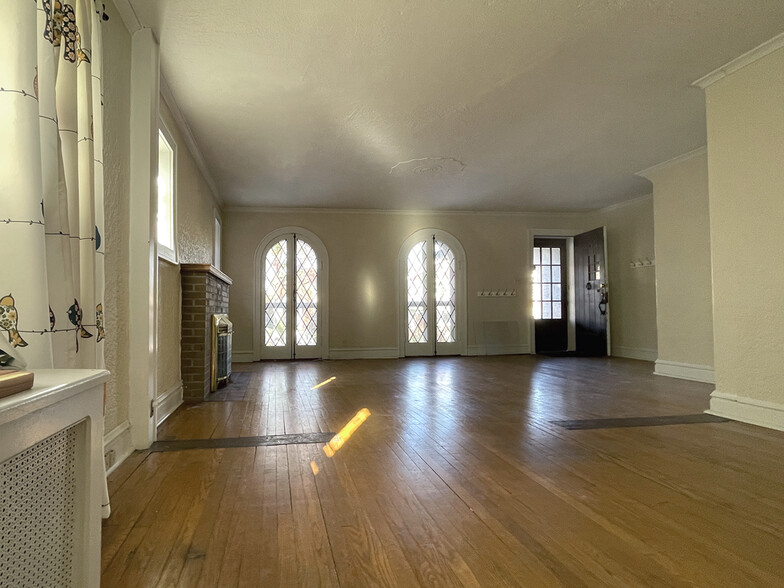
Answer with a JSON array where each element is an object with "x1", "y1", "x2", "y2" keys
[
  {"x1": 329, "y1": 347, "x2": 399, "y2": 360},
  {"x1": 707, "y1": 391, "x2": 784, "y2": 432},
  {"x1": 104, "y1": 420, "x2": 133, "y2": 477},
  {"x1": 154, "y1": 381, "x2": 183, "y2": 426},
  {"x1": 654, "y1": 360, "x2": 715, "y2": 383},
  {"x1": 466, "y1": 344, "x2": 530, "y2": 356},
  {"x1": 232, "y1": 350, "x2": 255, "y2": 363},
  {"x1": 612, "y1": 346, "x2": 657, "y2": 362}
]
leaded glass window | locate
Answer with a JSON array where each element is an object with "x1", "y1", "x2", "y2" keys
[
  {"x1": 264, "y1": 239, "x2": 287, "y2": 346},
  {"x1": 407, "y1": 241, "x2": 428, "y2": 343}
]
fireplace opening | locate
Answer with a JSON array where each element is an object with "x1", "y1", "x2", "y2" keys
[{"x1": 211, "y1": 314, "x2": 233, "y2": 392}]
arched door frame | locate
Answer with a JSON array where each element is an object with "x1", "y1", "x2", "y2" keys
[
  {"x1": 253, "y1": 226, "x2": 329, "y2": 360},
  {"x1": 397, "y1": 228, "x2": 467, "y2": 357}
]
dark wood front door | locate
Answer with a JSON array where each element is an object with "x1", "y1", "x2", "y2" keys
[
  {"x1": 574, "y1": 227, "x2": 608, "y2": 356},
  {"x1": 533, "y1": 238, "x2": 568, "y2": 353}
]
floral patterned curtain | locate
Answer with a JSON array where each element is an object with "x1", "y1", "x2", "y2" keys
[{"x1": 1, "y1": 0, "x2": 109, "y2": 515}]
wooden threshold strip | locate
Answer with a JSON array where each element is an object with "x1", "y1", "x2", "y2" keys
[
  {"x1": 149, "y1": 432, "x2": 335, "y2": 452},
  {"x1": 551, "y1": 413, "x2": 729, "y2": 430}
]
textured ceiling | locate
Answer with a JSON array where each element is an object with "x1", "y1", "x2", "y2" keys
[{"x1": 126, "y1": 0, "x2": 784, "y2": 211}]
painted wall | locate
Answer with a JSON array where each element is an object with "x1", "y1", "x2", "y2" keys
[
  {"x1": 159, "y1": 100, "x2": 220, "y2": 266},
  {"x1": 102, "y1": 0, "x2": 132, "y2": 436},
  {"x1": 156, "y1": 259, "x2": 181, "y2": 398},
  {"x1": 641, "y1": 150, "x2": 714, "y2": 378},
  {"x1": 155, "y1": 98, "x2": 222, "y2": 400},
  {"x1": 224, "y1": 204, "x2": 658, "y2": 360},
  {"x1": 585, "y1": 196, "x2": 658, "y2": 361},
  {"x1": 704, "y1": 44, "x2": 784, "y2": 428}
]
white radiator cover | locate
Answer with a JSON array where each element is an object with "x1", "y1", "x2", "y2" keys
[{"x1": 0, "y1": 369, "x2": 109, "y2": 588}]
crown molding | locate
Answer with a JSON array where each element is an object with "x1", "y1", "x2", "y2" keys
[
  {"x1": 222, "y1": 205, "x2": 592, "y2": 217},
  {"x1": 595, "y1": 192, "x2": 653, "y2": 214},
  {"x1": 635, "y1": 147, "x2": 707, "y2": 179},
  {"x1": 692, "y1": 32, "x2": 784, "y2": 89},
  {"x1": 112, "y1": 0, "x2": 142, "y2": 34},
  {"x1": 160, "y1": 75, "x2": 224, "y2": 208}
]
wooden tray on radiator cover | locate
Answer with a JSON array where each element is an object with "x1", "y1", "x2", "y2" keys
[{"x1": 0, "y1": 369, "x2": 35, "y2": 399}]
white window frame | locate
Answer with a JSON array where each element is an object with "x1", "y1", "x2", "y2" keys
[
  {"x1": 213, "y1": 209, "x2": 222, "y2": 269},
  {"x1": 252, "y1": 227, "x2": 330, "y2": 361},
  {"x1": 156, "y1": 119, "x2": 177, "y2": 263}
]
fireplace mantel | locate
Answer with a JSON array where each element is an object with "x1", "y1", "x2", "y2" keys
[{"x1": 179, "y1": 264, "x2": 233, "y2": 286}]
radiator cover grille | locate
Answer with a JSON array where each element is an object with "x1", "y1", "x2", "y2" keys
[{"x1": 0, "y1": 424, "x2": 80, "y2": 587}]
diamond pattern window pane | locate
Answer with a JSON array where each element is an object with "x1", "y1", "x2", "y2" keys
[
  {"x1": 434, "y1": 240, "x2": 456, "y2": 343},
  {"x1": 264, "y1": 239, "x2": 287, "y2": 346},
  {"x1": 407, "y1": 241, "x2": 428, "y2": 343},
  {"x1": 296, "y1": 240, "x2": 319, "y2": 347}
]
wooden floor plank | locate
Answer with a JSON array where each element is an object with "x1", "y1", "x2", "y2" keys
[{"x1": 103, "y1": 356, "x2": 784, "y2": 587}]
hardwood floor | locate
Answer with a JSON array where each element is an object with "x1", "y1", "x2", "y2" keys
[{"x1": 102, "y1": 356, "x2": 784, "y2": 587}]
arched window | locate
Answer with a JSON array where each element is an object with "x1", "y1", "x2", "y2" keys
[
  {"x1": 399, "y1": 229, "x2": 466, "y2": 356},
  {"x1": 254, "y1": 228, "x2": 328, "y2": 360}
]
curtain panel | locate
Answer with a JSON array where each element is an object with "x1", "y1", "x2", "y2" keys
[{"x1": 1, "y1": 0, "x2": 109, "y2": 515}]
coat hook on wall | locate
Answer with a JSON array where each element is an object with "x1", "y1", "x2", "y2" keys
[
  {"x1": 477, "y1": 289, "x2": 517, "y2": 297},
  {"x1": 629, "y1": 257, "x2": 655, "y2": 268}
]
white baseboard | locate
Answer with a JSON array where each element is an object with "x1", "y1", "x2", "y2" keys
[
  {"x1": 328, "y1": 347, "x2": 399, "y2": 360},
  {"x1": 612, "y1": 346, "x2": 657, "y2": 362},
  {"x1": 466, "y1": 344, "x2": 530, "y2": 356},
  {"x1": 154, "y1": 381, "x2": 183, "y2": 426},
  {"x1": 707, "y1": 390, "x2": 784, "y2": 432},
  {"x1": 654, "y1": 360, "x2": 715, "y2": 383},
  {"x1": 232, "y1": 350, "x2": 255, "y2": 363},
  {"x1": 104, "y1": 420, "x2": 133, "y2": 476}
]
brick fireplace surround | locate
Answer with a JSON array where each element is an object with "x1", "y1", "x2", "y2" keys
[{"x1": 180, "y1": 264, "x2": 232, "y2": 401}]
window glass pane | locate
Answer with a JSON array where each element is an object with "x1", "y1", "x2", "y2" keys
[
  {"x1": 542, "y1": 302, "x2": 552, "y2": 319},
  {"x1": 542, "y1": 248, "x2": 550, "y2": 265},
  {"x1": 532, "y1": 301, "x2": 542, "y2": 320},
  {"x1": 434, "y1": 240, "x2": 456, "y2": 343},
  {"x1": 295, "y1": 240, "x2": 318, "y2": 347},
  {"x1": 542, "y1": 283, "x2": 551, "y2": 301},
  {"x1": 533, "y1": 247, "x2": 540, "y2": 265},
  {"x1": 532, "y1": 266, "x2": 541, "y2": 283},
  {"x1": 552, "y1": 248, "x2": 561, "y2": 265},
  {"x1": 157, "y1": 131, "x2": 174, "y2": 251},
  {"x1": 553, "y1": 302, "x2": 562, "y2": 319},
  {"x1": 552, "y1": 284, "x2": 561, "y2": 301},
  {"x1": 532, "y1": 283, "x2": 541, "y2": 302},
  {"x1": 552, "y1": 266, "x2": 561, "y2": 283},
  {"x1": 264, "y1": 239, "x2": 287, "y2": 346},
  {"x1": 407, "y1": 241, "x2": 428, "y2": 343},
  {"x1": 542, "y1": 266, "x2": 551, "y2": 283}
]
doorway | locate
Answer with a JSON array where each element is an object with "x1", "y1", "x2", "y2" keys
[
  {"x1": 400, "y1": 229, "x2": 466, "y2": 357},
  {"x1": 259, "y1": 231, "x2": 325, "y2": 360},
  {"x1": 529, "y1": 227, "x2": 609, "y2": 357},
  {"x1": 533, "y1": 238, "x2": 568, "y2": 353}
]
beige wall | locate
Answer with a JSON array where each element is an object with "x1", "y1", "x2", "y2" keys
[
  {"x1": 704, "y1": 44, "x2": 784, "y2": 425},
  {"x1": 224, "y1": 205, "x2": 657, "y2": 360},
  {"x1": 159, "y1": 100, "x2": 220, "y2": 265},
  {"x1": 586, "y1": 196, "x2": 658, "y2": 360},
  {"x1": 156, "y1": 259, "x2": 181, "y2": 397},
  {"x1": 155, "y1": 98, "x2": 222, "y2": 398},
  {"x1": 642, "y1": 151, "x2": 714, "y2": 372},
  {"x1": 102, "y1": 1, "x2": 132, "y2": 434}
]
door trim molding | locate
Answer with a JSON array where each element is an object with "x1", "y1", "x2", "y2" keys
[
  {"x1": 398, "y1": 228, "x2": 467, "y2": 357},
  {"x1": 253, "y1": 226, "x2": 330, "y2": 360},
  {"x1": 527, "y1": 229, "x2": 587, "y2": 355}
]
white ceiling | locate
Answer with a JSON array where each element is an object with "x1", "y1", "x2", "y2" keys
[{"x1": 125, "y1": 0, "x2": 784, "y2": 211}]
